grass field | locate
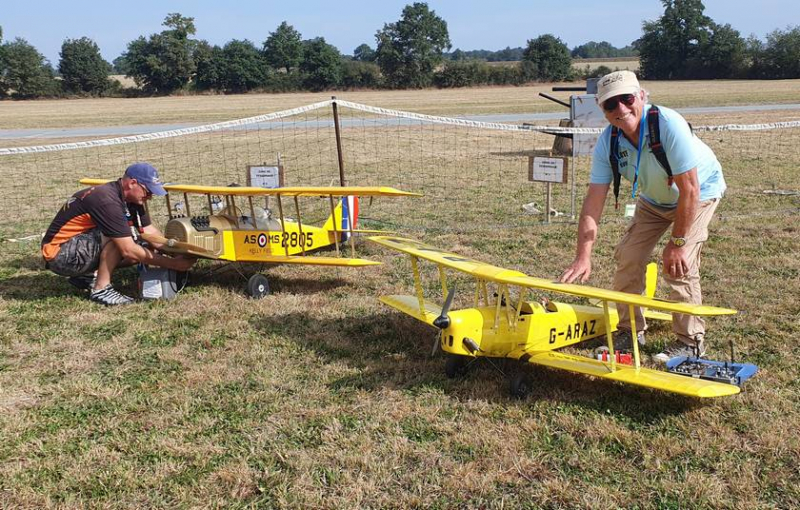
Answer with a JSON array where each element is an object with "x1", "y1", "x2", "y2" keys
[{"x1": 1, "y1": 83, "x2": 800, "y2": 508}]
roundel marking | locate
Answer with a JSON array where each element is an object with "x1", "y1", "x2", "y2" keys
[{"x1": 257, "y1": 233, "x2": 268, "y2": 248}]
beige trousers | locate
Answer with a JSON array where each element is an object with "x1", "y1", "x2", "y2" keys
[{"x1": 613, "y1": 198, "x2": 719, "y2": 343}]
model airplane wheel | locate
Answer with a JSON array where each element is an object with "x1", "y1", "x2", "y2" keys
[
  {"x1": 247, "y1": 274, "x2": 270, "y2": 299},
  {"x1": 510, "y1": 372, "x2": 532, "y2": 399},
  {"x1": 444, "y1": 354, "x2": 466, "y2": 379}
]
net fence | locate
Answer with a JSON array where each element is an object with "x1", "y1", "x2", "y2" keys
[{"x1": 2, "y1": 99, "x2": 799, "y2": 245}]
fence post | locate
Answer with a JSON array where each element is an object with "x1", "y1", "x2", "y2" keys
[{"x1": 331, "y1": 96, "x2": 346, "y2": 186}]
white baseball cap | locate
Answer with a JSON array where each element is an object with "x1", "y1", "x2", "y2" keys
[{"x1": 596, "y1": 71, "x2": 640, "y2": 105}]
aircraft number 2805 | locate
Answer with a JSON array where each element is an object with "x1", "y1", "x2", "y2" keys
[{"x1": 243, "y1": 232, "x2": 315, "y2": 248}]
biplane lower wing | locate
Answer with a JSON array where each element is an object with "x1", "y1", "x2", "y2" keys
[
  {"x1": 369, "y1": 236, "x2": 736, "y2": 317},
  {"x1": 380, "y1": 295, "x2": 441, "y2": 326},
  {"x1": 512, "y1": 350, "x2": 740, "y2": 397},
  {"x1": 224, "y1": 255, "x2": 380, "y2": 266}
]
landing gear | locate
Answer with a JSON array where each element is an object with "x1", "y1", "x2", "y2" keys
[
  {"x1": 509, "y1": 372, "x2": 532, "y2": 399},
  {"x1": 246, "y1": 274, "x2": 270, "y2": 299}
]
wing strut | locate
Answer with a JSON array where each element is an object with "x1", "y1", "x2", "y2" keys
[
  {"x1": 293, "y1": 196, "x2": 307, "y2": 256},
  {"x1": 411, "y1": 256, "x2": 426, "y2": 317},
  {"x1": 438, "y1": 265, "x2": 448, "y2": 301},
  {"x1": 602, "y1": 301, "x2": 617, "y2": 372},
  {"x1": 276, "y1": 195, "x2": 289, "y2": 257},
  {"x1": 629, "y1": 304, "x2": 641, "y2": 370},
  {"x1": 328, "y1": 195, "x2": 341, "y2": 257}
]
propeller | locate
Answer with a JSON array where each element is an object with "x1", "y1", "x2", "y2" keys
[{"x1": 430, "y1": 284, "x2": 456, "y2": 356}]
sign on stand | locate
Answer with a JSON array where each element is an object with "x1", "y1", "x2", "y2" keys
[
  {"x1": 529, "y1": 156, "x2": 568, "y2": 224},
  {"x1": 247, "y1": 164, "x2": 284, "y2": 189}
]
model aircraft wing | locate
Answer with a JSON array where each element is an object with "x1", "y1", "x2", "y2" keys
[
  {"x1": 369, "y1": 236, "x2": 736, "y2": 317},
  {"x1": 79, "y1": 180, "x2": 420, "y2": 197},
  {"x1": 162, "y1": 184, "x2": 421, "y2": 198},
  {"x1": 379, "y1": 295, "x2": 442, "y2": 326},
  {"x1": 225, "y1": 254, "x2": 380, "y2": 266},
  {"x1": 512, "y1": 349, "x2": 740, "y2": 398}
]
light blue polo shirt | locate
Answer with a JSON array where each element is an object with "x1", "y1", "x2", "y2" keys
[{"x1": 590, "y1": 104, "x2": 726, "y2": 207}]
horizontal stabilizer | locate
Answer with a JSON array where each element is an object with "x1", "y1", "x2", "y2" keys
[
  {"x1": 515, "y1": 350, "x2": 740, "y2": 398},
  {"x1": 379, "y1": 295, "x2": 441, "y2": 326}
]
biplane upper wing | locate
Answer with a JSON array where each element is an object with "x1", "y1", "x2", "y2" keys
[
  {"x1": 509, "y1": 349, "x2": 740, "y2": 397},
  {"x1": 79, "y1": 179, "x2": 420, "y2": 198},
  {"x1": 369, "y1": 236, "x2": 737, "y2": 316},
  {"x1": 161, "y1": 183, "x2": 421, "y2": 198}
]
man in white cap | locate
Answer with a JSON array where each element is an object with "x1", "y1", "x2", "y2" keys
[
  {"x1": 559, "y1": 71, "x2": 726, "y2": 361},
  {"x1": 42, "y1": 162, "x2": 195, "y2": 306}
]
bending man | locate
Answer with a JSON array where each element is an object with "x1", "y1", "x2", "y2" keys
[
  {"x1": 42, "y1": 162, "x2": 194, "y2": 305},
  {"x1": 559, "y1": 71, "x2": 726, "y2": 361}
]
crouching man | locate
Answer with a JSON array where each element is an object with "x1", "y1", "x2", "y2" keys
[{"x1": 41, "y1": 162, "x2": 195, "y2": 306}]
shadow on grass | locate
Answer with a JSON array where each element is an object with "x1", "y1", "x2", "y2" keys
[
  {"x1": 190, "y1": 263, "x2": 349, "y2": 296},
  {"x1": 250, "y1": 309, "x2": 698, "y2": 424}
]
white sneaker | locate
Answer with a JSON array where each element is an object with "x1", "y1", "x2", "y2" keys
[
  {"x1": 654, "y1": 340, "x2": 706, "y2": 363},
  {"x1": 89, "y1": 284, "x2": 135, "y2": 306}
]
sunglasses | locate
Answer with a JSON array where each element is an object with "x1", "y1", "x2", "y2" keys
[
  {"x1": 137, "y1": 182, "x2": 152, "y2": 198},
  {"x1": 602, "y1": 93, "x2": 637, "y2": 112}
]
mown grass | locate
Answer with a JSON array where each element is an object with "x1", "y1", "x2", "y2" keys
[{"x1": 1, "y1": 85, "x2": 800, "y2": 508}]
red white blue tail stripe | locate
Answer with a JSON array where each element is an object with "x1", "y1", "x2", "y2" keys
[{"x1": 340, "y1": 196, "x2": 359, "y2": 241}]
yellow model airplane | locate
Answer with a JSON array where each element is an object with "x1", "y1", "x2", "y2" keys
[
  {"x1": 369, "y1": 236, "x2": 742, "y2": 398},
  {"x1": 80, "y1": 179, "x2": 418, "y2": 297}
]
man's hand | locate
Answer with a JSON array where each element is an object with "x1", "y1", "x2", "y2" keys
[
  {"x1": 662, "y1": 242, "x2": 688, "y2": 278},
  {"x1": 168, "y1": 255, "x2": 196, "y2": 272},
  {"x1": 560, "y1": 257, "x2": 592, "y2": 283}
]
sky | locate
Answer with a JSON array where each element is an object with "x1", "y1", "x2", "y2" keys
[{"x1": 2, "y1": 0, "x2": 798, "y2": 66}]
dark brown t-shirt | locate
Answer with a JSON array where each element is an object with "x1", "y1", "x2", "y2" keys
[{"x1": 41, "y1": 180, "x2": 151, "y2": 260}]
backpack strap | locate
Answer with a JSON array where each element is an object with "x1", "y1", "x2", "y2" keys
[
  {"x1": 646, "y1": 105, "x2": 674, "y2": 187},
  {"x1": 609, "y1": 126, "x2": 622, "y2": 209}
]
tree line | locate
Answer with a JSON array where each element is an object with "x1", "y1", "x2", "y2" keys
[{"x1": 1, "y1": 1, "x2": 799, "y2": 100}]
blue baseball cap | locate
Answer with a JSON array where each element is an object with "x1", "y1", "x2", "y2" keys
[{"x1": 124, "y1": 162, "x2": 167, "y2": 196}]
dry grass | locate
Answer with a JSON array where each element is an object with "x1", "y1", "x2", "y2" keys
[
  {"x1": 1, "y1": 84, "x2": 799, "y2": 508},
  {"x1": 1, "y1": 80, "x2": 799, "y2": 130}
]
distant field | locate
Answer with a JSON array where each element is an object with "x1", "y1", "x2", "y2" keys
[
  {"x1": 1, "y1": 79, "x2": 799, "y2": 132},
  {"x1": 572, "y1": 57, "x2": 639, "y2": 72}
]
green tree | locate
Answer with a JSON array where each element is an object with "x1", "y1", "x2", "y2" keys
[
  {"x1": 193, "y1": 40, "x2": 223, "y2": 91},
  {"x1": 123, "y1": 13, "x2": 197, "y2": 94},
  {"x1": 353, "y1": 43, "x2": 376, "y2": 62},
  {"x1": 520, "y1": 34, "x2": 572, "y2": 82},
  {"x1": 572, "y1": 41, "x2": 638, "y2": 58},
  {"x1": 760, "y1": 26, "x2": 800, "y2": 79},
  {"x1": 0, "y1": 37, "x2": 59, "y2": 98},
  {"x1": 219, "y1": 39, "x2": 265, "y2": 93},
  {"x1": 637, "y1": 0, "x2": 711, "y2": 79},
  {"x1": 300, "y1": 37, "x2": 342, "y2": 91},
  {"x1": 375, "y1": 2, "x2": 451, "y2": 88},
  {"x1": 263, "y1": 21, "x2": 303, "y2": 73},
  {"x1": 341, "y1": 60, "x2": 381, "y2": 88},
  {"x1": 58, "y1": 37, "x2": 112, "y2": 95},
  {"x1": 636, "y1": 0, "x2": 746, "y2": 79},
  {"x1": 693, "y1": 23, "x2": 747, "y2": 78}
]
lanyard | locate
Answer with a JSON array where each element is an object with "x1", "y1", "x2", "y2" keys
[{"x1": 631, "y1": 111, "x2": 646, "y2": 199}]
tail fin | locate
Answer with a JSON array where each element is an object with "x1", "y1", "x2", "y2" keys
[
  {"x1": 645, "y1": 262, "x2": 657, "y2": 298},
  {"x1": 321, "y1": 196, "x2": 359, "y2": 241}
]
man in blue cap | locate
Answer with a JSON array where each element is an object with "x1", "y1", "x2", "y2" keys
[{"x1": 42, "y1": 162, "x2": 195, "y2": 305}]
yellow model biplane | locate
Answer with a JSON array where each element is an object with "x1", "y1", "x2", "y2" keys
[
  {"x1": 369, "y1": 236, "x2": 743, "y2": 398},
  {"x1": 80, "y1": 179, "x2": 418, "y2": 297}
]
